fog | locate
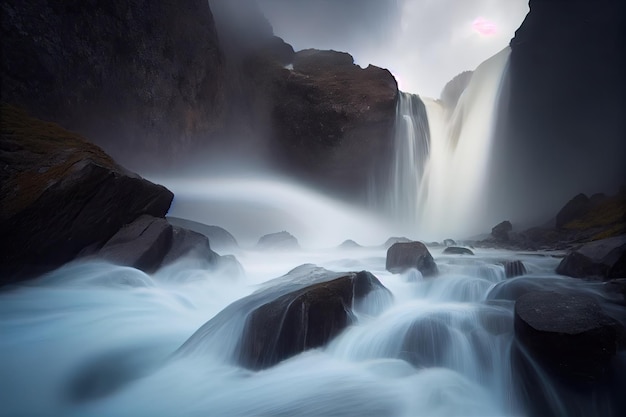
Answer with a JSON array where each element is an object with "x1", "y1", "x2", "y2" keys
[{"x1": 257, "y1": 0, "x2": 529, "y2": 97}]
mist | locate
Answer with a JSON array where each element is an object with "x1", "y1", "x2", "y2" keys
[{"x1": 257, "y1": 0, "x2": 529, "y2": 97}]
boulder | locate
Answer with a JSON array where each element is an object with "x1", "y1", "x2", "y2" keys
[
  {"x1": 491, "y1": 221, "x2": 512, "y2": 242},
  {"x1": 0, "y1": 106, "x2": 173, "y2": 284},
  {"x1": 177, "y1": 265, "x2": 392, "y2": 370},
  {"x1": 383, "y1": 236, "x2": 412, "y2": 249},
  {"x1": 238, "y1": 270, "x2": 388, "y2": 370},
  {"x1": 442, "y1": 246, "x2": 474, "y2": 256},
  {"x1": 386, "y1": 242, "x2": 438, "y2": 276},
  {"x1": 401, "y1": 318, "x2": 451, "y2": 368},
  {"x1": 166, "y1": 216, "x2": 238, "y2": 252},
  {"x1": 443, "y1": 238, "x2": 456, "y2": 247},
  {"x1": 556, "y1": 235, "x2": 626, "y2": 280},
  {"x1": 503, "y1": 260, "x2": 527, "y2": 278},
  {"x1": 256, "y1": 231, "x2": 299, "y2": 250},
  {"x1": 161, "y1": 225, "x2": 219, "y2": 267},
  {"x1": 514, "y1": 291, "x2": 623, "y2": 382},
  {"x1": 338, "y1": 239, "x2": 361, "y2": 249}
]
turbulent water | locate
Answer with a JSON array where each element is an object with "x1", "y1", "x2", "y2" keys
[
  {"x1": 1, "y1": 174, "x2": 623, "y2": 417},
  {"x1": 379, "y1": 47, "x2": 511, "y2": 239}
]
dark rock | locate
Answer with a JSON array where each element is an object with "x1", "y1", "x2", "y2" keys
[
  {"x1": 514, "y1": 291, "x2": 623, "y2": 382},
  {"x1": 605, "y1": 279, "x2": 626, "y2": 304},
  {"x1": 556, "y1": 193, "x2": 591, "y2": 229},
  {"x1": 383, "y1": 236, "x2": 412, "y2": 249},
  {"x1": 161, "y1": 226, "x2": 219, "y2": 267},
  {"x1": 492, "y1": 221, "x2": 512, "y2": 241},
  {"x1": 256, "y1": 231, "x2": 299, "y2": 250},
  {"x1": 503, "y1": 260, "x2": 528, "y2": 278},
  {"x1": 386, "y1": 242, "x2": 438, "y2": 276},
  {"x1": 1, "y1": 0, "x2": 225, "y2": 166},
  {"x1": 556, "y1": 235, "x2": 626, "y2": 280},
  {"x1": 96, "y1": 216, "x2": 173, "y2": 273},
  {"x1": 442, "y1": 246, "x2": 474, "y2": 256},
  {"x1": 166, "y1": 216, "x2": 238, "y2": 252},
  {"x1": 271, "y1": 48, "x2": 398, "y2": 199},
  {"x1": 443, "y1": 238, "x2": 456, "y2": 247},
  {"x1": 0, "y1": 106, "x2": 173, "y2": 284}
]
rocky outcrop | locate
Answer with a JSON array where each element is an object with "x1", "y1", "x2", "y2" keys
[
  {"x1": 177, "y1": 265, "x2": 392, "y2": 370},
  {"x1": 514, "y1": 291, "x2": 624, "y2": 382},
  {"x1": 271, "y1": 49, "x2": 398, "y2": 198},
  {"x1": 440, "y1": 71, "x2": 473, "y2": 110},
  {"x1": 1, "y1": 0, "x2": 225, "y2": 166},
  {"x1": 166, "y1": 216, "x2": 238, "y2": 252},
  {"x1": 496, "y1": 0, "x2": 626, "y2": 223},
  {"x1": 556, "y1": 235, "x2": 626, "y2": 280},
  {"x1": 386, "y1": 241, "x2": 438, "y2": 276},
  {"x1": 256, "y1": 231, "x2": 300, "y2": 250},
  {"x1": 238, "y1": 270, "x2": 389, "y2": 370},
  {"x1": 492, "y1": 221, "x2": 512, "y2": 242},
  {"x1": 442, "y1": 247, "x2": 474, "y2": 256},
  {"x1": 0, "y1": 106, "x2": 173, "y2": 283}
]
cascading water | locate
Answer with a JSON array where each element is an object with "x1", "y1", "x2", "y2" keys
[{"x1": 378, "y1": 47, "x2": 512, "y2": 239}]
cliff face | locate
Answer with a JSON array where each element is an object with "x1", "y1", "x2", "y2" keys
[
  {"x1": 499, "y1": 0, "x2": 626, "y2": 217},
  {"x1": 1, "y1": 0, "x2": 225, "y2": 166}
]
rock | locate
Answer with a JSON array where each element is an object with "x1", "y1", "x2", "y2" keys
[
  {"x1": 0, "y1": 106, "x2": 173, "y2": 284},
  {"x1": 166, "y1": 216, "x2": 238, "y2": 252},
  {"x1": 271, "y1": 48, "x2": 398, "y2": 198},
  {"x1": 256, "y1": 231, "x2": 299, "y2": 250},
  {"x1": 556, "y1": 193, "x2": 592, "y2": 229},
  {"x1": 383, "y1": 236, "x2": 412, "y2": 249},
  {"x1": 442, "y1": 246, "x2": 474, "y2": 256},
  {"x1": 338, "y1": 239, "x2": 361, "y2": 249},
  {"x1": 238, "y1": 270, "x2": 389, "y2": 370},
  {"x1": 503, "y1": 260, "x2": 528, "y2": 278},
  {"x1": 605, "y1": 279, "x2": 626, "y2": 304},
  {"x1": 440, "y1": 71, "x2": 473, "y2": 110},
  {"x1": 96, "y1": 216, "x2": 173, "y2": 273},
  {"x1": 178, "y1": 265, "x2": 392, "y2": 370},
  {"x1": 161, "y1": 226, "x2": 219, "y2": 267},
  {"x1": 556, "y1": 235, "x2": 626, "y2": 280},
  {"x1": 514, "y1": 291, "x2": 623, "y2": 382},
  {"x1": 386, "y1": 242, "x2": 438, "y2": 276},
  {"x1": 1, "y1": 0, "x2": 225, "y2": 166},
  {"x1": 491, "y1": 221, "x2": 512, "y2": 242},
  {"x1": 401, "y1": 318, "x2": 451, "y2": 368},
  {"x1": 443, "y1": 238, "x2": 456, "y2": 247}
]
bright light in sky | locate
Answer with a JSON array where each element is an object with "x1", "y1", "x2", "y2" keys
[{"x1": 472, "y1": 17, "x2": 497, "y2": 36}]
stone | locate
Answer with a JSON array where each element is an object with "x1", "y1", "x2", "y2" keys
[
  {"x1": 514, "y1": 291, "x2": 623, "y2": 382},
  {"x1": 0, "y1": 106, "x2": 173, "y2": 284},
  {"x1": 442, "y1": 246, "x2": 474, "y2": 255},
  {"x1": 556, "y1": 235, "x2": 626, "y2": 280},
  {"x1": 256, "y1": 231, "x2": 299, "y2": 250},
  {"x1": 386, "y1": 241, "x2": 438, "y2": 276},
  {"x1": 338, "y1": 239, "x2": 361, "y2": 249},
  {"x1": 383, "y1": 236, "x2": 412, "y2": 249},
  {"x1": 443, "y1": 238, "x2": 456, "y2": 247},
  {"x1": 492, "y1": 221, "x2": 512, "y2": 241},
  {"x1": 166, "y1": 216, "x2": 238, "y2": 252}
]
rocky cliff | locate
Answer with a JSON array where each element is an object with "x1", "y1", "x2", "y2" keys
[{"x1": 1, "y1": 0, "x2": 225, "y2": 167}]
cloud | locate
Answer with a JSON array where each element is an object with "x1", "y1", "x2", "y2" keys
[{"x1": 257, "y1": 0, "x2": 529, "y2": 97}]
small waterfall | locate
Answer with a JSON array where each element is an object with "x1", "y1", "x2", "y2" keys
[{"x1": 377, "y1": 47, "x2": 511, "y2": 240}]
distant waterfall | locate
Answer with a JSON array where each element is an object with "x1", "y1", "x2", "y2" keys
[{"x1": 376, "y1": 47, "x2": 511, "y2": 240}]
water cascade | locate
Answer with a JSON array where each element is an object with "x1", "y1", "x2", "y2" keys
[{"x1": 379, "y1": 47, "x2": 512, "y2": 239}]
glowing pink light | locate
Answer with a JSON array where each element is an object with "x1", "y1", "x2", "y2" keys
[{"x1": 472, "y1": 17, "x2": 497, "y2": 36}]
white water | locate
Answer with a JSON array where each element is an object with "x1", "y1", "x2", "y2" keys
[{"x1": 381, "y1": 48, "x2": 511, "y2": 240}]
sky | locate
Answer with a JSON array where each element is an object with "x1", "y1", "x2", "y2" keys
[{"x1": 257, "y1": 0, "x2": 530, "y2": 98}]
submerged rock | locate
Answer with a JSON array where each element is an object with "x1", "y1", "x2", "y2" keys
[
  {"x1": 514, "y1": 291, "x2": 623, "y2": 382},
  {"x1": 442, "y1": 246, "x2": 474, "y2": 256},
  {"x1": 0, "y1": 106, "x2": 173, "y2": 284},
  {"x1": 556, "y1": 235, "x2": 626, "y2": 280},
  {"x1": 386, "y1": 241, "x2": 438, "y2": 276},
  {"x1": 256, "y1": 231, "x2": 299, "y2": 250}
]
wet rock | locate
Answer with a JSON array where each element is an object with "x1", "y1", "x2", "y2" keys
[
  {"x1": 386, "y1": 242, "x2": 438, "y2": 276},
  {"x1": 161, "y1": 226, "x2": 219, "y2": 267},
  {"x1": 514, "y1": 291, "x2": 623, "y2": 382},
  {"x1": 256, "y1": 231, "x2": 299, "y2": 250},
  {"x1": 238, "y1": 270, "x2": 390, "y2": 370},
  {"x1": 167, "y1": 216, "x2": 238, "y2": 252},
  {"x1": 443, "y1": 239, "x2": 456, "y2": 247},
  {"x1": 401, "y1": 318, "x2": 451, "y2": 368},
  {"x1": 442, "y1": 246, "x2": 474, "y2": 256},
  {"x1": 503, "y1": 260, "x2": 527, "y2": 278},
  {"x1": 383, "y1": 237, "x2": 412, "y2": 249},
  {"x1": 491, "y1": 221, "x2": 512, "y2": 242},
  {"x1": 556, "y1": 235, "x2": 626, "y2": 280},
  {"x1": 0, "y1": 106, "x2": 173, "y2": 284}
]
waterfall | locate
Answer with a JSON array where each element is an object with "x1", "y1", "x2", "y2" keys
[{"x1": 378, "y1": 47, "x2": 511, "y2": 240}]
